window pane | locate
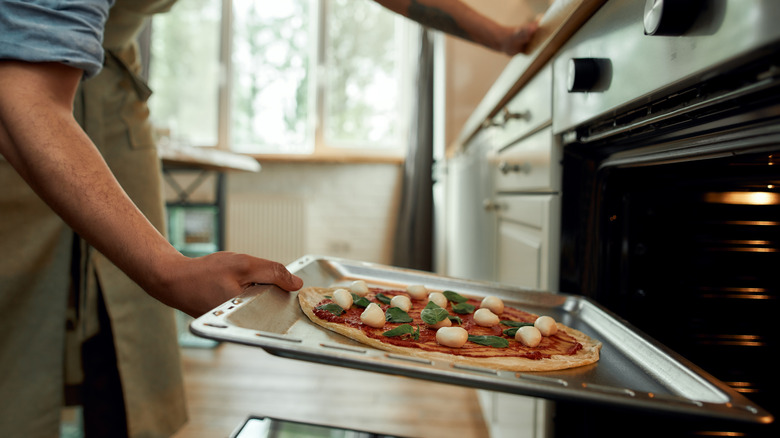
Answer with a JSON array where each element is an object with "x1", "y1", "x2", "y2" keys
[
  {"x1": 149, "y1": 0, "x2": 221, "y2": 148},
  {"x1": 230, "y1": 0, "x2": 312, "y2": 154},
  {"x1": 324, "y1": 0, "x2": 405, "y2": 148}
]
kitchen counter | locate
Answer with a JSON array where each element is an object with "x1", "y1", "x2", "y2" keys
[
  {"x1": 159, "y1": 144, "x2": 261, "y2": 172},
  {"x1": 456, "y1": 0, "x2": 605, "y2": 150}
]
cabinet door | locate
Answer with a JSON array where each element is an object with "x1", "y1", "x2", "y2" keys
[
  {"x1": 496, "y1": 220, "x2": 542, "y2": 289},
  {"x1": 444, "y1": 132, "x2": 496, "y2": 281},
  {"x1": 494, "y1": 195, "x2": 560, "y2": 291}
]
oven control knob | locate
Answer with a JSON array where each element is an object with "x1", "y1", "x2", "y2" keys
[
  {"x1": 567, "y1": 58, "x2": 600, "y2": 93},
  {"x1": 643, "y1": 0, "x2": 703, "y2": 36}
]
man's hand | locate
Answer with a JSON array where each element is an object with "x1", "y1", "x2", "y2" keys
[
  {"x1": 498, "y1": 19, "x2": 540, "y2": 56},
  {"x1": 150, "y1": 252, "x2": 304, "y2": 317}
]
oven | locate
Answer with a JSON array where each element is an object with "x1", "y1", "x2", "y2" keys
[{"x1": 553, "y1": 1, "x2": 780, "y2": 436}]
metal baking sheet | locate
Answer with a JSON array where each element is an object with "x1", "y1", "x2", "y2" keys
[{"x1": 191, "y1": 255, "x2": 773, "y2": 425}]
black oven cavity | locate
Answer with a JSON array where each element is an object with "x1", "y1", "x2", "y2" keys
[{"x1": 557, "y1": 46, "x2": 780, "y2": 438}]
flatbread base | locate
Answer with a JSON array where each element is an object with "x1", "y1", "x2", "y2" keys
[{"x1": 298, "y1": 287, "x2": 601, "y2": 372}]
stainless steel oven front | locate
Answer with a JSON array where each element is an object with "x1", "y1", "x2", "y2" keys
[{"x1": 552, "y1": 1, "x2": 780, "y2": 436}]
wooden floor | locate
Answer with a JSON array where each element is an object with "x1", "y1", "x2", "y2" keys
[{"x1": 172, "y1": 342, "x2": 490, "y2": 438}]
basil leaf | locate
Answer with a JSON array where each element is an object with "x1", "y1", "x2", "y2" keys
[
  {"x1": 442, "y1": 290, "x2": 468, "y2": 303},
  {"x1": 503, "y1": 327, "x2": 519, "y2": 337},
  {"x1": 375, "y1": 293, "x2": 392, "y2": 305},
  {"x1": 382, "y1": 324, "x2": 415, "y2": 337},
  {"x1": 316, "y1": 303, "x2": 344, "y2": 316},
  {"x1": 451, "y1": 302, "x2": 475, "y2": 314},
  {"x1": 385, "y1": 307, "x2": 413, "y2": 323},
  {"x1": 448, "y1": 315, "x2": 463, "y2": 325},
  {"x1": 382, "y1": 324, "x2": 421, "y2": 341},
  {"x1": 467, "y1": 335, "x2": 509, "y2": 348},
  {"x1": 420, "y1": 301, "x2": 449, "y2": 325},
  {"x1": 351, "y1": 293, "x2": 371, "y2": 308},
  {"x1": 501, "y1": 320, "x2": 534, "y2": 328},
  {"x1": 423, "y1": 300, "x2": 442, "y2": 310}
]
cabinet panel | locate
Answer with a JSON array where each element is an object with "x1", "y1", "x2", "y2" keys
[
  {"x1": 497, "y1": 220, "x2": 541, "y2": 289},
  {"x1": 493, "y1": 195, "x2": 560, "y2": 291},
  {"x1": 492, "y1": 64, "x2": 552, "y2": 148},
  {"x1": 444, "y1": 131, "x2": 496, "y2": 282},
  {"x1": 491, "y1": 126, "x2": 560, "y2": 193}
]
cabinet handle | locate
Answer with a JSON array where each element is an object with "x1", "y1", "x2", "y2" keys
[
  {"x1": 503, "y1": 107, "x2": 531, "y2": 123},
  {"x1": 481, "y1": 108, "x2": 531, "y2": 130},
  {"x1": 498, "y1": 161, "x2": 532, "y2": 175},
  {"x1": 481, "y1": 118, "x2": 502, "y2": 129},
  {"x1": 483, "y1": 199, "x2": 503, "y2": 211}
]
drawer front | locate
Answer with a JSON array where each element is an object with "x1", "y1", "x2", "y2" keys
[
  {"x1": 491, "y1": 126, "x2": 560, "y2": 193},
  {"x1": 495, "y1": 195, "x2": 554, "y2": 230},
  {"x1": 492, "y1": 64, "x2": 552, "y2": 149}
]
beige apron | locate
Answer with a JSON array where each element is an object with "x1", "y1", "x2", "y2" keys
[{"x1": 0, "y1": 1, "x2": 186, "y2": 436}]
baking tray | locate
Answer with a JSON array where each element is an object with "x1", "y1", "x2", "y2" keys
[{"x1": 191, "y1": 255, "x2": 773, "y2": 425}]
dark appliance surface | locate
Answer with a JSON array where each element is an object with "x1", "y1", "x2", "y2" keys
[{"x1": 554, "y1": 1, "x2": 780, "y2": 436}]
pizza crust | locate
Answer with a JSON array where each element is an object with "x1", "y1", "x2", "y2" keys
[{"x1": 298, "y1": 286, "x2": 602, "y2": 372}]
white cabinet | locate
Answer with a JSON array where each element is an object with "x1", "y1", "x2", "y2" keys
[
  {"x1": 483, "y1": 65, "x2": 561, "y2": 292},
  {"x1": 478, "y1": 391, "x2": 553, "y2": 438},
  {"x1": 494, "y1": 194, "x2": 560, "y2": 291},
  {"x1": 442, "y1": 129, "x2": 496, "y2": 282},
  {"x1": 473, "y1": 64, "x2": 558, "y2": 438},
  {"x1": 442, "y1": 61, "x2": 560, "y2": 438}
]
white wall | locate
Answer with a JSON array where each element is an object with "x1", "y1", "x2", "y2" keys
[{"x1": 225, "y1": 161, "x2": 402, "y2": 266}]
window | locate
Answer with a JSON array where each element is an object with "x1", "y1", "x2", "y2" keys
[{"x1": 148, "y1": 0, "x2": 418, "y2": 157}]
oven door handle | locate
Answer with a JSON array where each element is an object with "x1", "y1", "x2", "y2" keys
[{"x1": 578, "y1": 76, "x2": 778, "y2": 144}]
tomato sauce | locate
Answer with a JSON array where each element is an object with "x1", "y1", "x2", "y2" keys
[{"x1": 312, "y1": 288, "x2": 583, "y2": 360}]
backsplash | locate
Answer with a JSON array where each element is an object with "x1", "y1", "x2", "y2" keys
[{"x1": 226, "y1": 161, "x2": 402, "y2": 266}]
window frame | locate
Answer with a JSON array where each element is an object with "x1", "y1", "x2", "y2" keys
[{"x1": 211, "y1": 0, "x2": 419, "y2": 161}]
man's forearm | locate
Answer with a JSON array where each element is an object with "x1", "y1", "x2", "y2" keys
[
  {"x1": 0, "y1": 61, "x2": 182, "y2": 296},
  {"x1": 373, "y1": 0, "x2": 518, "y2": 53}
]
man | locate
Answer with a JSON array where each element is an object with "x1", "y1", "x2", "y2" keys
[{"x1": 0, "y1": 0, "x2": 536, "y2": 436}]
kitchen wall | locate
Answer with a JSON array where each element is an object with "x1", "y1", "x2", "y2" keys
[{"x1": 224, "y1": 161, "x2": 402, "y2": 266}]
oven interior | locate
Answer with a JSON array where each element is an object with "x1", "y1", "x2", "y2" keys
[{"x1": 556, "y1": 52, "x2": 780, "y2": 436}]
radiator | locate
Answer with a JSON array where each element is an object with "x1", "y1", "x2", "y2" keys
[{"x1": 226, "y1": 194, "x2": 305, "y2": 265}]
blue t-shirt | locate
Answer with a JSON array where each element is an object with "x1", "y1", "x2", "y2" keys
[{"x1": 0, "y1": 0, "x2": 115, "y2": 78}]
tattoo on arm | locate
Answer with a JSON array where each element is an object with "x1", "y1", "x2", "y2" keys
[{"x1": 407, "y1": 0, "x2": 471, "y2": 41}]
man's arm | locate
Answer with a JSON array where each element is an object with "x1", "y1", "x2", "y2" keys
[
  {"x1": 373, "y1": 0, "x2": 538, "y2": 55},
  {"x1": 0, "y1": 61, "x2": 302, "y2": 317}
]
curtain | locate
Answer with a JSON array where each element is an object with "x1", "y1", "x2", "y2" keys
[{"x1": 392, "y1": 29, "x2": 434, "y2": 271}]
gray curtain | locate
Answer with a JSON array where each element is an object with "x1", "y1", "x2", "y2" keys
[{"x1": 392, "y1": 29, "x2": 434, "y2": 271}]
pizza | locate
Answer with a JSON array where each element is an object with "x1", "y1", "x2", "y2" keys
[{"x1": 297, "y1": 281, "x2": 601, "y2": 372}]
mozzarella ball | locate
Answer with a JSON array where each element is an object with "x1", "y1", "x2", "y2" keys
[
  {"x1": 406, "y1": 284, "x2": 428, "y2": 300},
  {"x1": 332, "y1": 288, "x2": 353, "y2": 310},
  {"x1": 427, "y1": 317, "x2": 452, "y2": 329},
  {"x1": 534, "y1": 316, "x2": 558, "y2": 336},
  {"x1": 360, "y1": 303, "x2": 385, "y2": 328},
  {"x1": 428, "y1": 292, "x2": 448, "y2": 308},
  {"x1": 349, "y1": 280, "x2": 370, "y2": 296},
  {"x1": 515, "y1": 326, "x2": 542, "y2": 347},
  {"x1": 436, "y1": 327, "x2": 468, "y2": 348},
  {"x1": 480, "y1": 296, "x2": 505, "y2": 315},
  {"x1": 473, "y1": 308, "x2": 500, "y2": 327},
  {"x1": 390, "y1": 295, "x2": 412, "y2": 312}
]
